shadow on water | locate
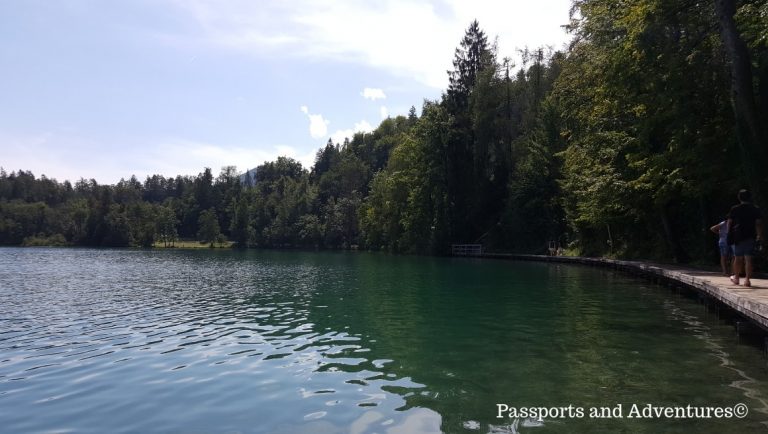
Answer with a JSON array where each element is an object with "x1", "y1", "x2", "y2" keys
[{"x1": 2, "y1": 248, "x2": 768, "y2": 433}]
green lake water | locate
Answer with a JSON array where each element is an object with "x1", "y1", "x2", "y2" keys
[{"x1": 2, "y1": 247, "x2": 768, "y2": 433}]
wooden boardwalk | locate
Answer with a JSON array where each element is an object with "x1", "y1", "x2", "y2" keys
[{"x1": 483, "y1": 253, "x2": 768, "y2": 331}]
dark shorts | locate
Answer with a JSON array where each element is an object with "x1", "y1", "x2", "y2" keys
[{"x1": 733, "y1": 239, "x2": 755, "y2": 257}]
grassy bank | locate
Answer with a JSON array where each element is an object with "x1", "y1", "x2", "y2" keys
[{"x1": 153, "y1": 240, "x2": 234, "y2": 249}]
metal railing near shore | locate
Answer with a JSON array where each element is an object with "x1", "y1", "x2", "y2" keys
[{"x1": 451, "y1": 244, "x2": 483, "y2": 256}]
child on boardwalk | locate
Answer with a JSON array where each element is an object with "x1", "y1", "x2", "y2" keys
[{"x1": 710, "y1": 219, "x2": 731, "y2": 276}]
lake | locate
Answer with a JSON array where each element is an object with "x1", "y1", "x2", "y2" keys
[{"x1": 1, "y1": 248, "x2": 768, "y2": 433}]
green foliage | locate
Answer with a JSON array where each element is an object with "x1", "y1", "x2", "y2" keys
[
  {"x1": 447, "y1": 19, "x2": 494, "y2": 110},
  {"x1": 157, "y1": 205, "x2": 179, "y2": 247},
  {"x1": 1, "y1": 14, "x2": 763, "y2": 265},
  {"x1": 228, "y1": 197, "x2": 251, "y2": 247},
  {"x1": 197, "y1": 208, "x2": 221, "y2": 247},
  {"x1": 22, "y1": 233, "x2": 68, "y2": 247},
  {"x1": 360, "y1": 102, "x2": 452, "y2": 253},
  {"x1": 553, "y1": 0, "x2": 754, "y2": 260}
]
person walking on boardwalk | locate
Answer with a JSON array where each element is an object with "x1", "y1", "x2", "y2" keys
[
  {"x1": 727, "y1": 189, "x2": 763, "y2": 287},
  {"x1": 710, "y1": 218, "x2": 731, "y2": 275}
]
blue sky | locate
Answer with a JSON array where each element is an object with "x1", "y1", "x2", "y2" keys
[{"x1": 0, "y1": 0, "x2": 572, "y2": 184}]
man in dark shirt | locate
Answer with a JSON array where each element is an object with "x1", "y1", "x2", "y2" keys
[{"x1": 728, "y1": 189, "x2": 763, "y2": 287}]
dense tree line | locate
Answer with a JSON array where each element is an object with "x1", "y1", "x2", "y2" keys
[
  {"x1": 555, "y1": 0, "x2": 767, "y2": 260},
  {"x1": 2, "y1": 1, "x2": 767, "y2": 263}
]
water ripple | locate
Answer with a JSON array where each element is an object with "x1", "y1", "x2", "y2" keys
[{"x1": 2, "y1": 248, "x2": 768, "y2": 433}]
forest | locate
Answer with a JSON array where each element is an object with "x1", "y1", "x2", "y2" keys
[{"x1": 1, "y1": 0, "x2": 767, "y2": 263}]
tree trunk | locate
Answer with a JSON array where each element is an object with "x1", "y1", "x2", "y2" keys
[
  {"x1": 660, "y1": 204, "x2": 689, "y2": 263},
  {"x1": 714, "y1": 0, "x2": 767, "y2": 204}
]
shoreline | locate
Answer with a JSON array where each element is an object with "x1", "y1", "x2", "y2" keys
[{"x1": 482, "y1": 253, "x2": 768, "y2": 333}]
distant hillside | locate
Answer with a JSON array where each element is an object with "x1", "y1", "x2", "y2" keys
[{"x1": 239, "y1": 167, "x2": 257, "y2": 186}]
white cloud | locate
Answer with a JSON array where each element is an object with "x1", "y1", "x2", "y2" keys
[
  {"x1": 173, "y1": 0, "x2": 573, "y2": 89},
  {"x1": 328, "y1": 131, "x2": 348, "y2": 146},
  {"x1": 272, "y1": 144, "x2": 317, "y2": 170},
  {"x1": 148, "y1": 139, "x2": 318, "y2": 176},
  {"x1": 361, "y1": 88, "x2": 386, "y2": 101},
  {"x1": 329, "y1": 120, "x2": 374, "y2": 145},
  {"x1": 380, "y1": 106, "x2": 389, "y2": 119},
  {"x1": 355, "y1": 120, "x2": 373, "y2": 132},
  {"x1": 0, "y1": 131, "x2": 318, "y2": 183},
  {"x1": 300, "y1": 105, "x2": 329, "y2": 139}
]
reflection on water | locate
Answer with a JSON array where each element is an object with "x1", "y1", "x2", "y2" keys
[{"x1": 1, "y1": 248, "x2": 768, "y2": 433}]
